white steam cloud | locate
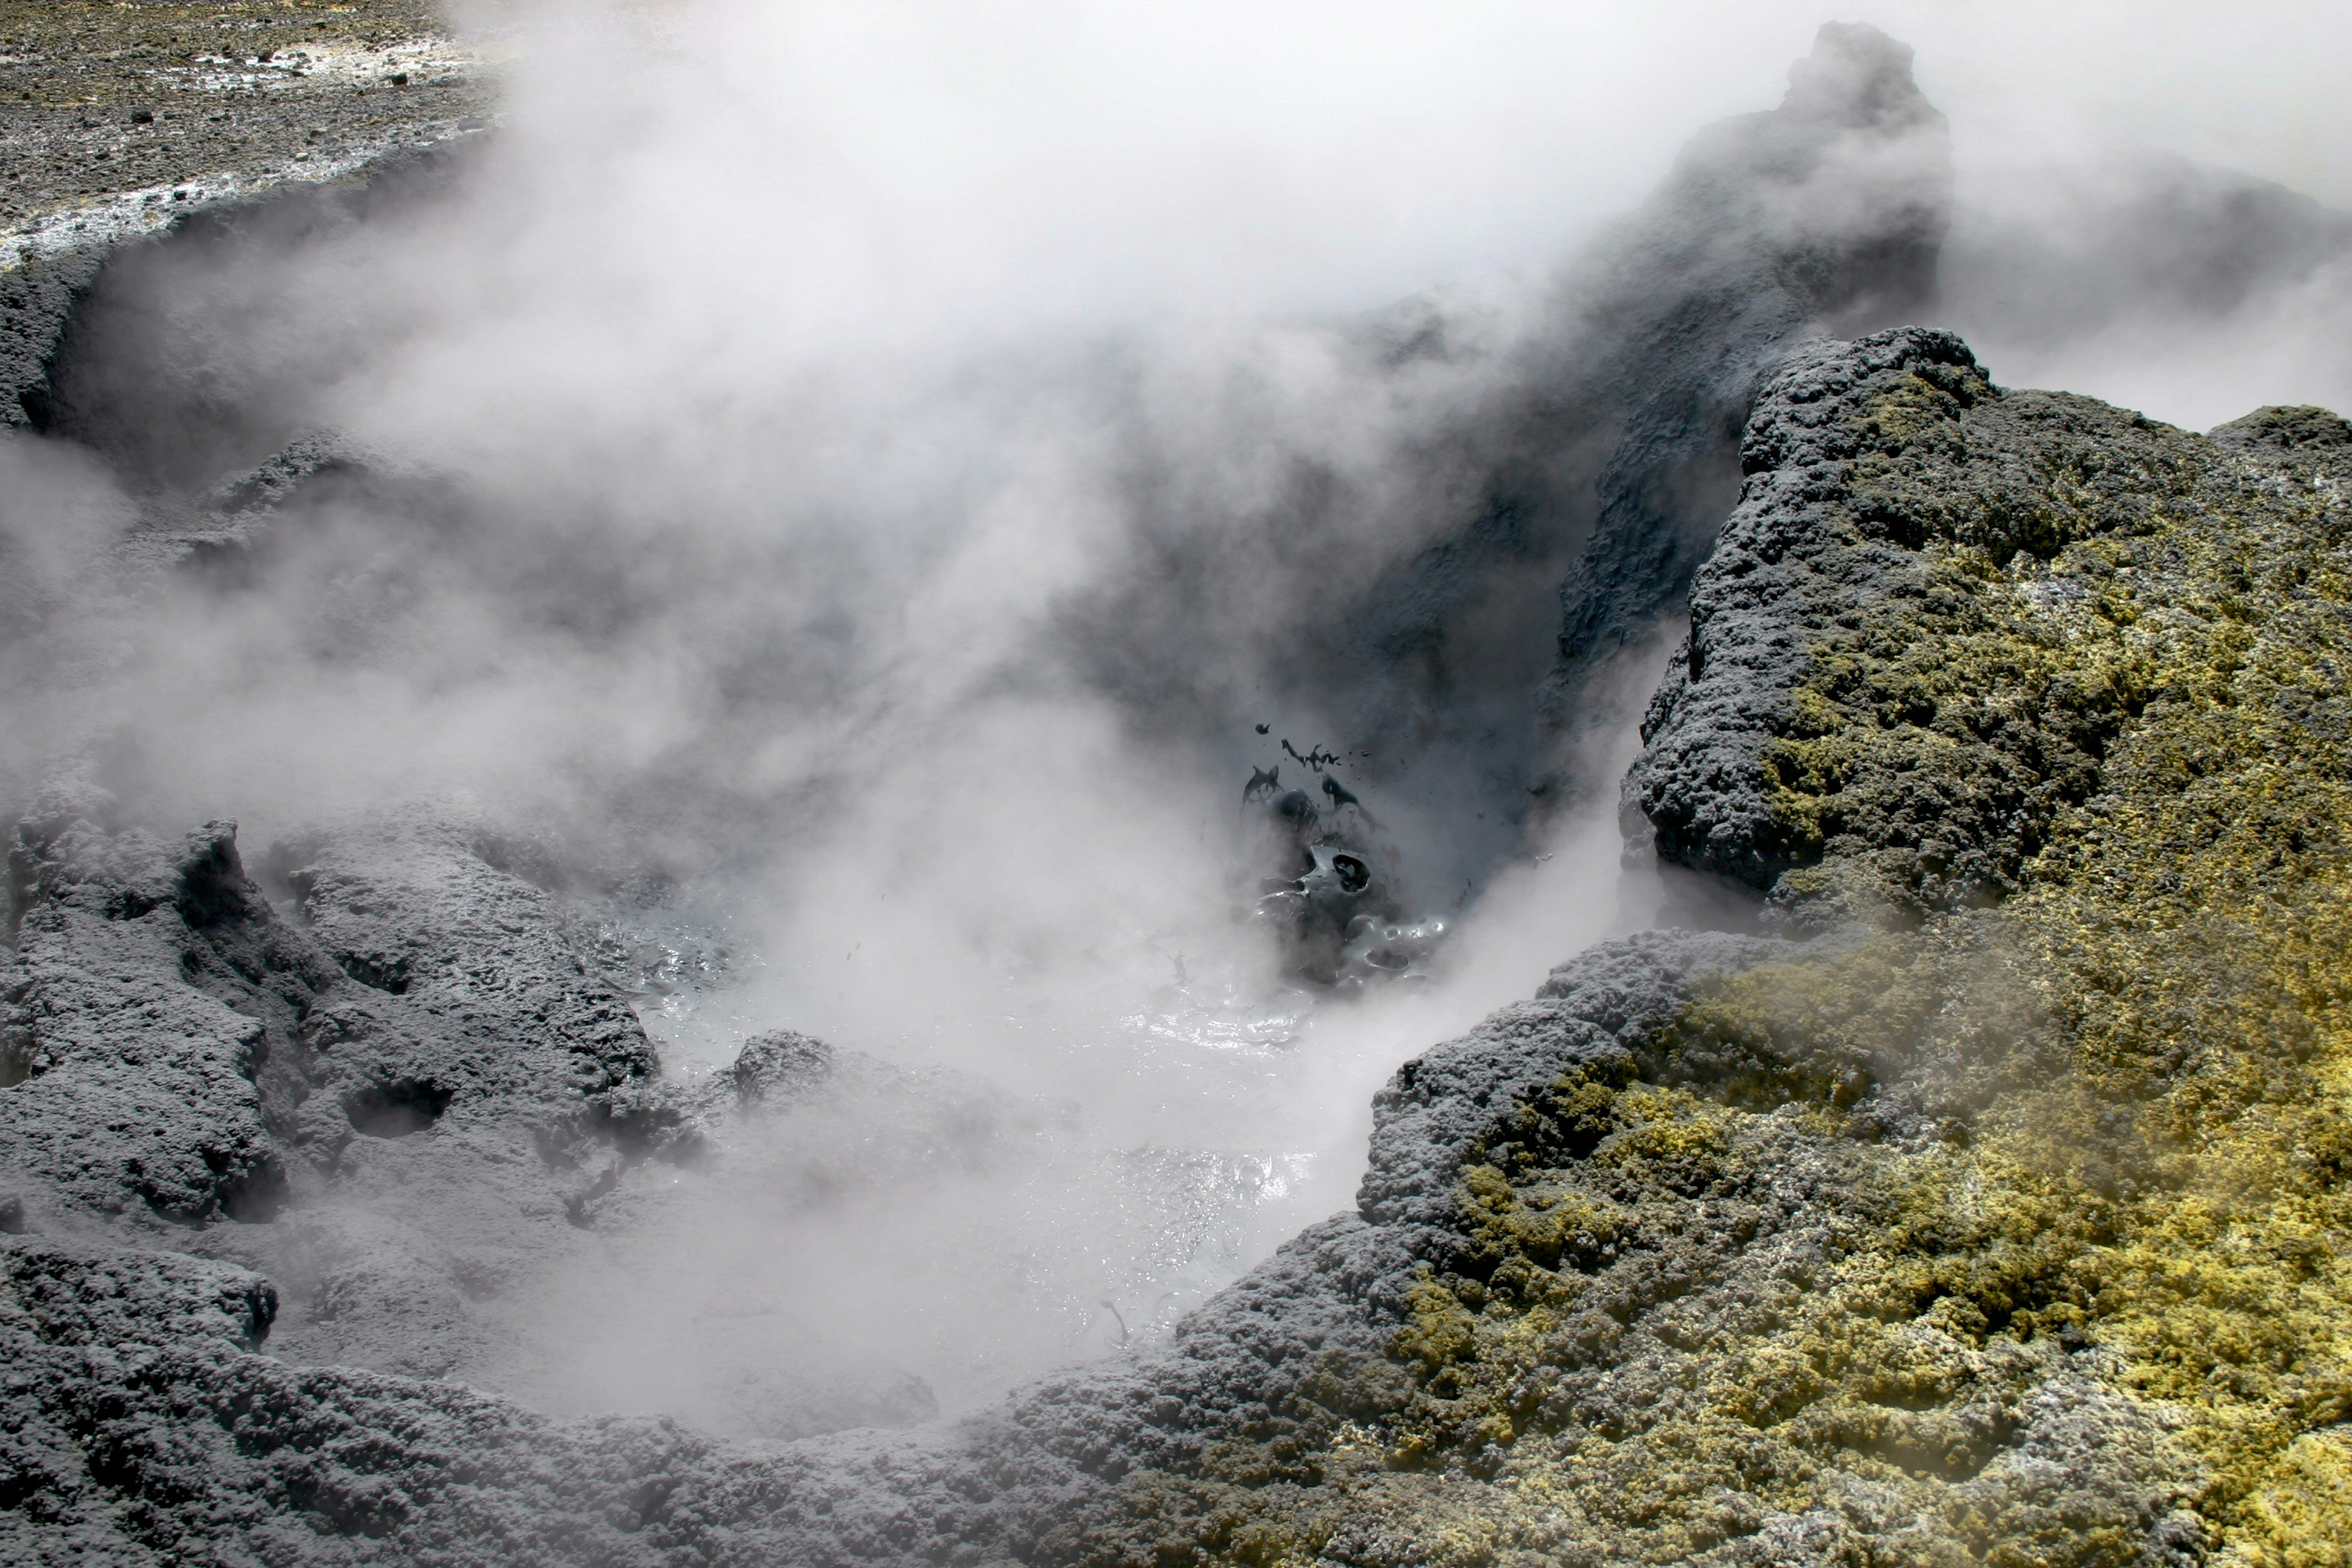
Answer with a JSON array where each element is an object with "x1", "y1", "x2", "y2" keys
[{"x1": 5, "y1": 0, "x2": 2349, "y2": 1427}]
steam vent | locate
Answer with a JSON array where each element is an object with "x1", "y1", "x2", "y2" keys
[{"x1": 6, "y1": 7, "x2": 2352, "y2": 1566}]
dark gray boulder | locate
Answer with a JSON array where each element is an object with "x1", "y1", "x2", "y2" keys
[
  {"x1": 270, "y1": 812, "x2": 659, "y2": 1118},
  {"x1": 2, "y1": 797, "x2": 670, "y2": 1381},
  {"x1": 1621, "y1": 326, "x2": 1988, "y2": 894},
  {"x1": 1625, "y1": 325, "x2": 2352, "y2": 922},
  {"x1": 2, "y1": 805, "x2": 335, "y2": 1229},
  {"x1": 1542, "y1": 21, "x2": 1949, "y2": 734}
]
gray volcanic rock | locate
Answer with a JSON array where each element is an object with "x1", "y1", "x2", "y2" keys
[
  {"x1": 0, "y1": 1230, "x2": 701, "y2": 1568},
  {"x1": 2209, "y1": 402, "x2": 2352, "y2": 453},
  {"x1": 2, "y1": 790, "x2": 1093, "y2": 1438},
  {"x1": 1, "y1": 799, "x2": 659, "y2": 1233},
  {"x1": 1620, "y1": 327, "x2": 1986, "y2": 894},
  {"x1": 1068, "y1": 21, "x2": 1952, "y2": 903},
  {"x1": 1, "y1": 795, "x2": 668, "y2": 1380},
  {"x1": 1543, "y1": 21, "x2": 1949, "y2": 733},
  {"x1": 273, "y1": 813, "x2": 658, "y2": 1117},
  {"x1": 0, "y1": 926, "x2": 1762, "y2": 1566},
  {"x1": 3, "y1": 1233, "x2": 278, "y2": 1349},
  {"x1": 1357, "y1": 929, "x2": 1785, "y2": 1236},
  {"x1": 2, "y1": 804, "x2": 337, "y2": 1229},
  {"x1": 1625, "y1": 325, "x2": 2352, "y2": 920},
  {"x1": 213, "y1": 813, "x2": 670, "y2": 1377}
]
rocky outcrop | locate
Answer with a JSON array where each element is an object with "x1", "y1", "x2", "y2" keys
[
  {"x1": 1, "y1": 246, "x2": 112, "y2": 433},
  {"x1": 1628, "y1": 326, "x2": 2352, "y2": 922},
  {"x1": 0, "y1": 925, "x2": 1774, "y2": 1566},
  {"x1": 1068, "y1": 21, "x2": 1953, "y2": 901},
  {"x1": 274, "y1": 815, "x2": 658, "y2": 1113},
  {"x1": 1, "y1": 800, "x2": 1108, "y2": 1557},
  {"x1": 1541, "y1": 22, "x2": 1949, "y2": 733},
  {"x1": 1, "y1": 800, "x2": 654, "y2": 1232},
  {"x1": 1302, "y1": 331, "x2": 2352, "y2": 1563},
  {"x1": 10, "y1": 12, "x2": 2352, "y2": 1565},
  {"x1": 2, "y1": 804, "x2": 337, "y2": 1227},
  {"x1": 2, "y1": 799, "x2": 667, "y2": 1384},
  {"x1": 942, "y1": 328, "x2": 2352, "y2": 1568},
  {"x1": 11, "y1": 329, "x2": 2350, "y2": 1565}
]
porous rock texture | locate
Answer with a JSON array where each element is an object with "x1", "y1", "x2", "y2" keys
[
  {"x1": 964, "y1": 331, "x2": 2352, "y2": 1566},
  {"x1": 1539, "y1": 20, "x2": 1949, "y2": 730},
  {"x1": 2, "y1": 799, "x2": 652, "y2": 1367},
  {"x1": 12, "y1": 332, "x2": 2352, "y2": 1563},
  {"x1": 2, "y1": 806, "x2": 319, "y2": 1228},
  {"x1": 10, "y1": 18, "x2": 2352, "y2": 1568},
  {"x1": 1336, "y1": 330, "x2": 2352, "y2": 1563},
  {"x1": 0, "y1": 906, "x2": 1786, "y2": 1565}
]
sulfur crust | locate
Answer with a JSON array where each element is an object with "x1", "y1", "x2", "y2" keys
[{"x1": 1077, "y1": 353, "x2": 2352, "y2": 1565}]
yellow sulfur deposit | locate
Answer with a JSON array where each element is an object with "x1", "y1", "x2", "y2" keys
[{"x1": 1083, "y1": 346, "x2": 2352, "y2": 1566}]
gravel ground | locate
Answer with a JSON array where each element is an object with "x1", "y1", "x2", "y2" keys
[{"x1": 0, "y1": 2, "x2": 500, "y2": 256}]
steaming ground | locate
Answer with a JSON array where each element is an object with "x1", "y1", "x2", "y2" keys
[
  {"x1": 475, "y1": 664, "x2": 1696, "y2": 1429},
  {"x1": 8, "y1": 0, "x2": 2352, "y2": 1475}
]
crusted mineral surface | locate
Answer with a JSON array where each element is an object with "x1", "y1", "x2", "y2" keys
[
  {"x1": 0, "y1": 1, "x2": 496, "y2": 429},
  {"x1": 0, "y1": 1, "x2": 491, "y2": 238},
  {"x1": 1269, "y1": 330, "x2": 2352, "y2": 1566},
  {"x1": 922, "y1": 335, "x2": 2352, "y2": 1566},
  {"x1": 10, "y1": 303, "x2": 2352, "y2": 1560},
  {"x1": 7, "y1": 11, "x2": 2352, "y2": 1567}
]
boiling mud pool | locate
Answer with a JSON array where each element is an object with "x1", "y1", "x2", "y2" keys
[{"x1": 488, "y1": 816, "x2": 1655, "y2": 1439}]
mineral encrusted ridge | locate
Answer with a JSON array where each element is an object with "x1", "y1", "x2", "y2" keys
[
  {"x1": 1625, "y1": 325, "x2": 1991, "y2": 895},
  {"x1": 9, "y1": 10, "x2": 2352, "y2": 1560},
  {"x1": 15, "y1": 321, "x2": 2352, "y2": 1566}
]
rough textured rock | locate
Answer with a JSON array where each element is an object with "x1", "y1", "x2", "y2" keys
[
  {"x1": 273, "y1": 814, "x2": 658, "y2": 1115},
  {"x1": 913, "y1": 336, "x2": 2352, "y2": 1565},
  {"x1": 0, "y1": 929, "x2": 1767, "y2": 1566},
  {"x1": 1624, "y1": 327, "x2": 2000, "y2": 899},
  {"x1": 2, "y1": 795, "x2": 667, "y2": 1372},
  {"x1": 1628, "y1": 325, "x2": 2352, "y2": 921},
  {"x1": 0, "y1": 245, "x2": 112, "y2": 433},
  {"x1": 1541, "y1": 21, "x2": 1949, "y2": 733},
  {"x1": 14, "y1": 332, "x2": 2352, "y2": 1563},
  {"x1": 1357, "y1": 931, "x2": 1785, "y2": 1236},
  {"x1": 2, "y1": 803, "x2": 337, "y2": 1228},
  {"x1": 10, "y1": 11, "x2": 2352, "y2": 1566},
  {"x1": 1067, "y1": 21, "x2": 1952, "y2": 901},
  {"x1": 2209, "y1": 401, "x2": 2352, "y2": 454},
  {"x1": 1, "y1": 2, "x2": 495, "y2": 435}
]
